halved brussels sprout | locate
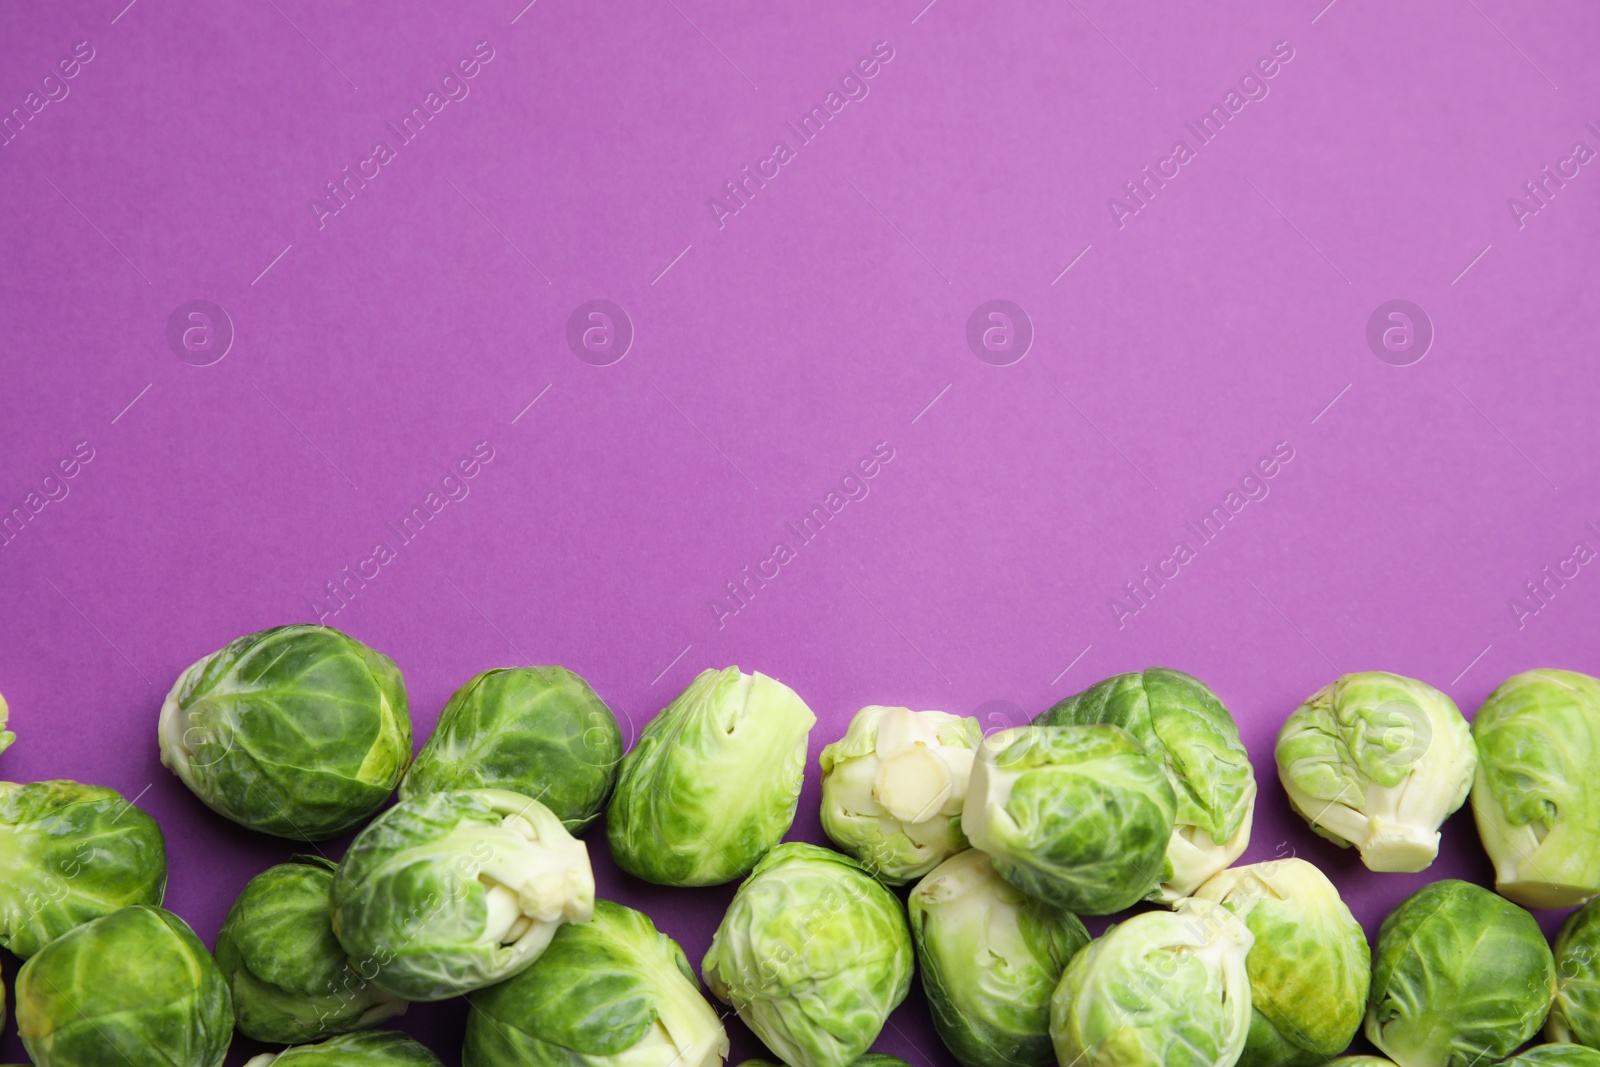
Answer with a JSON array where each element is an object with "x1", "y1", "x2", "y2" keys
[
  {"x1": 1503, "y1": 1047, "x2": 1600, "y2": 1067},
  {"x1": 0, "y1": 779, "x2": 167, "y2": 958},
  {"x1": 331, "y1": 789, "x2": 593, "y2": 1001},
  {"x1": 15, "y1": 904, "x2": 233, "y2": 1067},
  {"x1": 465, "y1": 899, "x2": 728, "y2": 1067},
  {"x1": 1194, "y1": 858, "x2": 1369, "y2": 1067},
  {"x1": 158, "y1": 624, "x2": 412, "y2": 840},
  {"x1": 702, "y1": 842, "x2": 913, "y2": 1067},
  {"x1": 243, "y1": 1031, "x2": 444, "y2": 1065},
  {"x1": 401, "y1": 667, "x2": 623, "y2": 832},
  {"x1": 962, "y1": 724, "x2": 1175, "y2": 914},
  {"x1": 216, "y1": 856, "x2": 406, "y2": 1043},
  {"x1": 608, "y1": 667, "x2": 816, "y2": 886},
  {"x1": 1036, "y1": 668, "x2": 1256, "y2": 902},
  {"x1": 1049, "y1": 897, "x2": 1254, "y2": 1067},
  {"x1": 1367, "y1": 880, "x2": 1555, "y2": 1067},
  {"x1": 1471, "y1": 670, "x2": 1600, "y2": 908},
  {"x1": 820, "y1": 705, "x2": 982, "y2": 884},
  {"x1": 1276, "y1": 671, "x2": 1475, "y2": 872},
  {"x1": 909, "y1": 849, "x2": 1089, "y2": 1067},
  {"x1": 1550, "y1": 896, "x2": 1600, "y2": 1046}
]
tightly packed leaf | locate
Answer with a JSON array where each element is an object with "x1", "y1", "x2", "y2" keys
[
  {"x1": 1471, "y1": 670, "x2": 1600, "y2": 908},
  {"x1": 1276, "y1": 671, "x2": 1475, "y2": 872},
  {"x1": 1366, "y1": 880, "x2": 1555, "y2": 1067},
  {"x1": 1049, "y1": 897, "x2": 1254, "y2": 1067},
  {"x1": 15, "y1": 905, "x2": 233, "y2": 1067},
  {"x1": 0, "y1": 779, "x2": 167, "y2": 958},
  {"x1": 464, "y1": 899, "x2": 728, "y2": 1067},
  {"x1": 909, "y1": 849, "x2": 1089, "y2": 1067},
  {"x1": 820, "y1": 705, "x2": 982, "y2": 884},
  {"x1": 608, "y1": 667, "x2": 816, "y2": 886},
  {"x1": 1035, "y1": 667, "x2": 1255, "y2": 901},
  {"x1": 216, "y1": 856, "x2": 406, "y2": 1043},
  {"x1": 1549, "y1": 896, "x2": 1600, "y2": 1046},
  {"x1": 1194, "y1": 858, "x2": 1369, "y2": 1067},
  {"x1": 702, "y1": 842, "x2": 913, "y2": 1067},
  {"x1": 242, "y1": 1031, "x2": 445, "y2": 1065},
  {"x1": 331, "y1": 789, "x2": 594, "y2": 1001},
  {"x1": 962, "y1": 724, "x2": 1175, "y2": 914},
  {"x1": 401, "y1": 666, "x2": 623, "y2": 832},
  {"x1": 158, "y1": 624, "x2": 412, "y2": 840}
]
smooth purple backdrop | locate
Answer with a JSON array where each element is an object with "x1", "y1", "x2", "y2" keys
[{"x1": 3, "y1": 0, "x2": 1599, "y2": 1062}]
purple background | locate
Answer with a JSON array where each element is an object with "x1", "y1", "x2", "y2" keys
[{"x1": 3, "y1": 0, "x2": 1599, "y2": 1061}]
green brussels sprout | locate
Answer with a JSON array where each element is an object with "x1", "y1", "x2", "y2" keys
[
  {"x1": 401, "y1": 667, "x2": 623, "y2": 832},
  {"x1": 0, "y1": 779, "x2": 167, "y2": 958},
  {"x1": 608, "y1": 667, "x2": 816, "y2": 886},
  {"x1": 702, "y1": 842, "x2": 913, "y2": 1067},
  {"x1": 1550, "y1": 896, "x2": 1600, "y2": 1045},
  {"x1": 961, "y1": 724, "x2": 1176, "y2": 914},
  {"x1": 1035, "y1": 668, "x2": 1256, "y2": 902},
  {"x1": 819, "y1": 705, "x2": 982, "y2": 884},
  {"x1": 1328, "y1": 1059, "x2": 1401, "y2": 1067},
  {"x1": 737, "y1": 1059, "x2": 907, "y2": 1067},
  {"x1": 242, "y1": 1031, "x2": 444, "y2": 1065},
  {"x1": 216, "y1": 856, "x2": 406, "y2": 1043},
  {"x1": 158, "y1": 624, "x2": 412, "y2": 840},
  {"x1": 464, "y1": 899, "x2": 728, "y2": 1067},
  {"x1": 1049, "y1": 897, "x2": 1254, "y2": 1067},
  {"x1": 1367, "y1": 879, "x2": 1556, "y2": 1067},
  {"x1": 1503, "y1": 1047, "x2": 1600, "y2": 1067},
  {"x1": 1471, "y1": 670, "x2": 1600, "y2": 908},
  {"x1": 908, "y1": 848, "x2": 1090, "y2": 1067},
  {"x1": 15, "y1": 904, "x2": 233, "y2": 1067},
  {"x1": 1193, "y1": 858, "x2": 1370, "y2": 1067},
  {"x1": 0, "y1": 689, "x2": 13, "y2": 754},
  {"x1": 1276, "y1": 671, "x2": 1476, "y2": 873},
  {"x1": 331, "y1": 788, "x2": 593, "y2": 1001}
]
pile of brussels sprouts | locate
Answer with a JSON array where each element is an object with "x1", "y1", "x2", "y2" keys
[{"x1": 6, "y1": 625, "x2": 1600, "y2": 1067}]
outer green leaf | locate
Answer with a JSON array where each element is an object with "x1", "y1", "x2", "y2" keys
[
  {"x1": 243, "y1": 1031, "x2": 444, "y2": 1065},
  {"x1": 1550, "y1": 896, "x2": 1600, "y2": 1045},
  {"x1": 1502, "y1": 1046, "x2": 1600, "y2": 1067}
]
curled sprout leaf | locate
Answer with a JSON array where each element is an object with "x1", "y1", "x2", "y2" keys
[
  {"x1": 242, "y1": 1031, "x2": 446, "y2": 1065},
  {"x1": 1500, "y1": 1047, "x2": 1600, "y2": 1067}
]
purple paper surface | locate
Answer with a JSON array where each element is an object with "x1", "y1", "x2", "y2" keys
[{"x1": 3, "y1": 0, "x2": 1599, "y2": 1062}]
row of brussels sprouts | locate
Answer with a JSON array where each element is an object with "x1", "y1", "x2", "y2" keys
[{"x1": 3, "y1": 624, "x2": 1600, "y2": 1067}]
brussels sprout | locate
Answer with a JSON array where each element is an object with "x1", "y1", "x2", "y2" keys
[
  {"x1": 1550, "y1": 896, "x2": 1600, "y2": 1046},
  {"x1": 608, "y1": 667, "x2": 816, "y2": 886},
  {"x1": 737, "y1": 1059, "x2": 907, "y2": 1067},
  {"x1": 243, "y1": 1031, "x2": 444, "y2": 1065},
  {"x1": 1328, "y1": 1059, "x2": 1401, "y2": 1067},
  {"x1": 331, "y1": 788, "x2": 593, "y2": 1001},
  {"x1": 0, "y1": 689, "x2": 12, "y2": 754},
  {"x1": 820, "y1": 705, "x2": 982, "y2": 884},
  {"x1": 15, "y1": 904, "x2": 232, "y2": 1067},
  {"x1": 158, "y1": 624, "x2": 412, "y2": 840},
  {"x1": 702, "y1": 842, "x2": 913, "y2": 1067},
  {"x1": 1367, "y1": 879, "x2": 1555, "y2": 1067},
  {"x1": 1276, "y1": 671, "x2": 1476, "y2": 873},
  {"x1": 1036, "y1": 668, "x2": 1256, "y2": 902},
  {"x1": 1503, "y1": 1047, "x2": 1600, "y2": 1067},
  {"x1": 961, "y1": 724, "x2": 1175, "y2": 914},
  {"x1": 464, "y1": 899, "x2": 728, "y2": 1067},
  {"x1": 1471, "y1": 670, "x2": 1600, "y2": 908},
  {"x1": 216, "y1": 856, "x2": 406, "y2": 1043},
  {"x1": 1193, "y1": 858, "x2": 1370, "y2": 1067},
  {"x1": 0, "y1": 779, "x2": 167, "y2": 958},
  {"x1": 1049, "y1": 897, "x2": 1254, "y2": 1067},
  {"x1": 908, "y1": 848, "x2": 1089, "y2": 1067},
  {"x1": 401, "y1": 667, "x2": 623, "y2": 832}
]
